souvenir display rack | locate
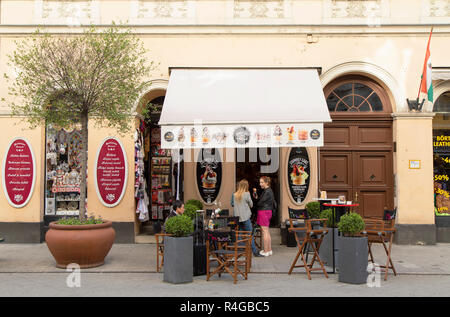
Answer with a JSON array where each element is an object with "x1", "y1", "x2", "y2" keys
[
  {"x1": 150, "y1": 130, "x2": 173, "y2": 221},
  {"x1": 45, "y1": 126, "x2": 83, "y2": 217}
]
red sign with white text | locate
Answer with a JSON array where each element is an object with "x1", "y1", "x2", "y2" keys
[
  {"x1": 95, "y1": 138, "x2": 127, "y2": 207},
  {"x1": 3, "y1": 138, "x2": 35, "y2": 207}
]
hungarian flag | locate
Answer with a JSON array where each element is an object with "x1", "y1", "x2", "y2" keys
[{"x1": 419, "y1": 28, "x2": 433, "y2": 103}]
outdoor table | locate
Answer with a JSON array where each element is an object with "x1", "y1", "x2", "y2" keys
[{"x1": 322, "y1": 203, "x2": 360, "y2": 274}]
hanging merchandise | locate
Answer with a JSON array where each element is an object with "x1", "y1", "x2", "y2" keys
[
  {"x1": 68, "y1": 130, "x2": 83, "y2": 168},
  {"x1": 135, "y1": 127, "x2": 149, "y2": 222}
]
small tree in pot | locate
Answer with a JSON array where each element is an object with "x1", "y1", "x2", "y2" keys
[
  {"x1": 164, "y1": 215, "x2": 194, "y2": 284},
  {"x1": 5, "y1": 25, "x2": 153, "y2": 268},
  {"x1": 337, "y1": 212, "x2": 368, "y2": 284}
]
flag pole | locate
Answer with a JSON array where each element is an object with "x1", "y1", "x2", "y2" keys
[{"x1": 417, "y1": 27, "x2": 433, "y2": 99}]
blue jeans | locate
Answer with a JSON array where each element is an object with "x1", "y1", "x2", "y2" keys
[{"x1": 239, "y1": 219, "x2": 259, "y2": 254}]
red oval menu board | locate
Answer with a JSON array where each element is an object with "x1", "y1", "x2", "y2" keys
[
  {"x1": 3, "y1": 138, "x2": 35, "y2": 208},
  {"x1": 95, "y1": 137, "x2": 128, "y2": 207}
]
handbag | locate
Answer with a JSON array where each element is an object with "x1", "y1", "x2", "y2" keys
[{"x1": 272, "y1": 199, "x2": 278, "y2": 218}]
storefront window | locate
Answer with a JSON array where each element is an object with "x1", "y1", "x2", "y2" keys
[
  {"x1": 45, "y1": 125, "x2": 83, "y2": 216},
  {"x1": 434, "y1": 92, "x2": 450, "y2": 216}
]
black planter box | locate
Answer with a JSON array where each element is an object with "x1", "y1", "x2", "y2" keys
[
  {"x1": 337, "y1": 236, "x2": 368, "y2": 284},
  {"x1": 193, "y1": 244, "x2": 206, "y2": 276}
]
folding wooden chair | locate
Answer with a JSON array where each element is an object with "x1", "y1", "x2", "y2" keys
[
  {"x1": 288, "y1": 218, "x2": 329, "y2": 279},
  {"x1": 227, "y1": 230, "x2": 253, "y2": 271},
  {"x1": 155, "y1": 233, "x2": 172, "y2": 272},
  {"x1": 206, "y1": 230, "x2": 251, "y2": 284},
  {"x1": 362, "y1": 218, "x2": 397, "y2": 281}
]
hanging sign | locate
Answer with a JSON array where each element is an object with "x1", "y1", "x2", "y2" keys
[
  {"x1": 196, "y1": 149, "x2": 222, "y2": 204},
  {"x1": 2, "y1": 138, "x2": 36, "y2": 208},
  {"x1": 161, "y1": 123, "x2": 323, "y2": 149},
  {"x1": 95, "y1": 137, "x2": 128, "y2": 207},
  {"x1": 287, "y1": 147, "x2": 310, "y2": 204}
]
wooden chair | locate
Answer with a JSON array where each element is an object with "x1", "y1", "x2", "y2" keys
[
  {"x1": 155, "y1": 233, "x2": 172, "y2": 272},
  {"x1": 288, "y1": 218, "x2": 329, "y2": 280},
  {"x1": 362, "y1": 217, "x2": 397, "y2": 281},
  {"x1": 227, "y1": 230, "x2": 253, "y2": 271},
  {"x1": 206, "y1": 230, "x2": 252, "y2": 284}
]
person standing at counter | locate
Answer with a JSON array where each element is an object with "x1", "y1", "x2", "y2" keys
[
  {"x1": 231, "y1": 179, "x2": 262, "y2": 257},
  {"x1": 253, "y1": 176, "x2": 276, "y2": 257}
]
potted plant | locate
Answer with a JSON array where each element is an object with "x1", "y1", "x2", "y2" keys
[
  {"x1": 318, "y1": 208, "x2": 339, "y2": 269},
  {"x1": 6, "y1": 25, "x2": 152, "y2": 268},
  {"x1": 164, "y1": 215, "x2": 195, "y2": 284},
  {"x1": 45, "y1": 215, "x2": 115, "y2": 268},
  {"x1": 337, "y1": 212, "x2": 368, "y2": 284},
  {"x1": 305, "y1": 201, "x2": 320, "y2": 219},
  {"x1": 186, "y1": 199, "x2": 204, "y2": 211},
  {"x1": 183, "y1": 203, "x2": 199, "y2": 221}
]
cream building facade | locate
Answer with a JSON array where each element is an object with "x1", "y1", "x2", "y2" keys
[{"x1": 0, "y1": 0, "x2": 448, "y2": 244}]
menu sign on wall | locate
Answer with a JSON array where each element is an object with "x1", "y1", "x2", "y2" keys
[
  {"x1": 3, "y1": 138, "x2": 35, "y2": 208},
  {"x1": 196, "y1": 149, "x2": 222, "y2": 204},
  {"x1": 287, "y1": 147, "x2": 310, "y2": 204},
  {"x1": 95, "y1": 137, "x2": 127, "y2": 207}
]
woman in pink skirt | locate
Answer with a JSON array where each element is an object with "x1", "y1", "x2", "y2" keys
[{"x1": 253, "y1": 176, "x2": 276, "y2": 257}]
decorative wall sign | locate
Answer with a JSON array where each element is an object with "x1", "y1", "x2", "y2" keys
[
  {"x1": 34, "y1": 0, "x2": 100, "y2": 25},
  {"x1": 196, "y1": 149, "x2": 222, "y2": 204},
  {"x1": 287, "y1": 147, "x2": 310, "y2": 204},
  {"x1": 95, "y1": 137, "x2": 128, "y2": 207},
  {"x1": 2, "y1": 138, "x2": 36, "y2": 208},
  {"x1": 161, "y1": 123, "x2": 324, "y2": 149}
]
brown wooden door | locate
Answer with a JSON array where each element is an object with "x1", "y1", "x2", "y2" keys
[
  {"x1": 320, "y1": 76, "x2": 394, "y2": 219},
  {"x1": 320, "y1": 150, "x2": 394, "y2": 218}
]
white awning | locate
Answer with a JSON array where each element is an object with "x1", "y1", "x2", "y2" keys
[{"x1": 159, "y1": 68, "x2": 331, "y2": 149}]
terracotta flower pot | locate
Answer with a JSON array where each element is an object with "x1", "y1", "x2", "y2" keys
[{"x1": 45, "y1": 221, "x2": 115, "y2": 269}]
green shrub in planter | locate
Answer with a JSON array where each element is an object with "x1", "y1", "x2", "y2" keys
[
  {"x1": 183, "y1": 203, "x2": 198, "y2": 220},
  {"x1": 165, "y1": 215, "x2": 194, "y2": 237},
  {"x1": 319, "y1": 208, "x2": 335, "y2": 227},
  {"x1": 186, "y1": 199, "x2": 203, "y2": 211},
  {"x1": 306, "y1": 201, "x2": 320, "y2": 219},
  {"x1": 338, "y1": 212, "x2": 365, "y2": 237}
]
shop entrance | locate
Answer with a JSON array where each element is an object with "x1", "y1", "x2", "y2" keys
[
  {"x1": 320, "y1": 76, "x2": 394, "y2": 218},
  {"x1": 135, "y1": 95, "x2": 183, "y2": 236},
  {"x1": 433, "y1": 91, "x2": 450, "y2": 216},
  {"x1": 235, "y1": 148, "x2": 280, "y2": 227}
]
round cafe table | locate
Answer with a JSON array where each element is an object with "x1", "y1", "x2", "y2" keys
[{"x1": 322, "y1": 203, "x2": 359, "y2": 274}]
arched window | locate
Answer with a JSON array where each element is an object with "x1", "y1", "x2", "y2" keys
[
  {"x1": 324, "y1": 76, "x2": 391, "y2": 114},
  {"x1": 433, "y1": 91, "x2": 450, "y2": 113}
]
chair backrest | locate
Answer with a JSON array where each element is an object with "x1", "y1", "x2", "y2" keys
[
  {"x1": 288, "y1": 208, "x2": 308, "y2": 220},
  {"x1": 227, "y1": 216, "x2": 240, "y2": 230},
  {"x1": 363, "y1": 218, "x2": 385, "y2": 233},
  {"x1": 383, "y1": 208, "x2": 396, "y2": 220},
  {"x1": 288, "y1": 208, "x2": 308, "y2": 230}
]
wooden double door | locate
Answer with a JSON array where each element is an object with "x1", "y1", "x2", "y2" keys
[{"x1": 319, "y1": 117, "x2": 394, "y2": 218}]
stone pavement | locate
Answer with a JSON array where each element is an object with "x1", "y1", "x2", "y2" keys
[{"x1": 0, "y1": 242, "x2": 449, "y2": 275}]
